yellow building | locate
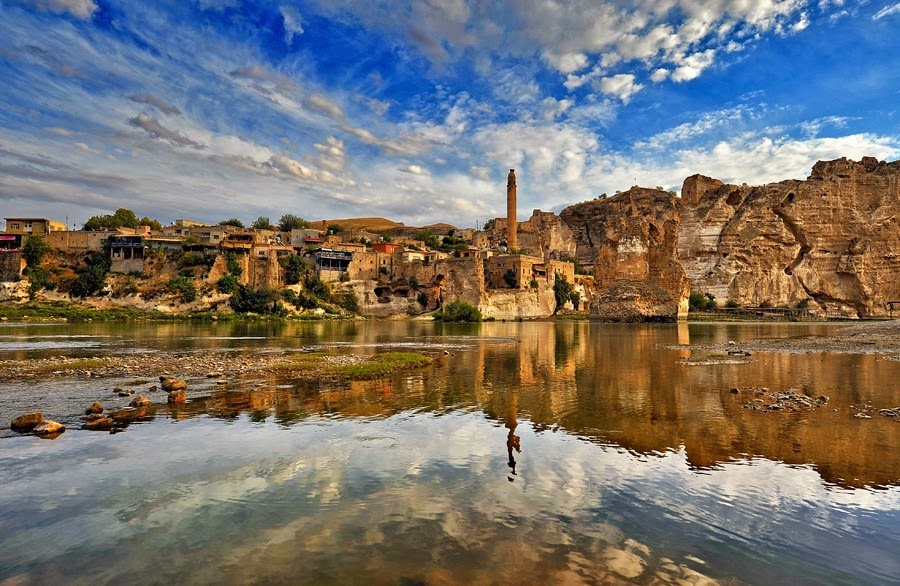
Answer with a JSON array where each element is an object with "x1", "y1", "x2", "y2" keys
[{"x1": 4, "y1": 217, "x2": 67, "y2": 235}]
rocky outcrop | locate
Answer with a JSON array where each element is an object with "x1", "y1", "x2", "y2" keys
[
  {"x1": 678, "y1": 157, "x2": 900, "y2": 317},
  {"x1": 561, "y1": 188, "x2": 690, "y2": 321}
]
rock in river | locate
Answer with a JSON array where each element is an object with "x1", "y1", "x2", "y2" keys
[
  {"x1": 32, "y1": 419, "x2": 66, "y2": 436},
  {"x1": 161, "y1": 377, "x2": 187, "y2": 393},
  {"x1": 130, "y1": 395, "x2": 152, "y2": 407},
  {"x1": 10, "y1": 412, "x2": 43, "y2": 431},
  {"x1": 167, "y1": 390, "x2": 186, "y2": 404},
  {"x1": 83, "y1": 417, "x2": 115, "y2": 431},
  {"x1": 85, "y1": 401, "x2": 104, "y2": 415}
]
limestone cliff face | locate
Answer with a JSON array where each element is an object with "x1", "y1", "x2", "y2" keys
[
  {"x1": 560, "y1": 188, "x2": 690, "y2": 321},
  {"x1": 678, "y1": 157, "x2": 900, "y2": 317}
]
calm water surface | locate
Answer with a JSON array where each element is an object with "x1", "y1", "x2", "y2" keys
[{"x1": 0, "y1": 320, "x2": 898, "y2": 585}]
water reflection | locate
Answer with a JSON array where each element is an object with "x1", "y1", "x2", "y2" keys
[{"x1": 1, "y1": 320, "x2": 899, "y2": 583}]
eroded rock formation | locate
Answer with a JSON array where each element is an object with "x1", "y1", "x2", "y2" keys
[
  {"x1": 678, "y1": 157, "x2": 900, "y2": 318},
  {"x1": 560, "y1": 187, "x2": 690, "y2": 321}
]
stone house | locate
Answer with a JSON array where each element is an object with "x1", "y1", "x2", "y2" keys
[{"x1": 4, "y1": 217, "x2": 67, "y2": 235}]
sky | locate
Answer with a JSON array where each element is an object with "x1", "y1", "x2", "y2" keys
[{"x1": 1, "y1": 0, "x2": 899, "y2": 230}]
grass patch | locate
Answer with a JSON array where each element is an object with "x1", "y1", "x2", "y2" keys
[
  {"x1": 13, "y1": 358, "x2": 114, "y2": 373},
  {"x1": 276, "y1": 351, "x2": 433, "y2": 380}
]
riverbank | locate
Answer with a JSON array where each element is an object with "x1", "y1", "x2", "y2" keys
[
  {"x1": 0, "y1": 350, "x2": 435, "y2": 383},
  {"x1": 676, "y1": 319, "x2": 900, "y2": 356}
]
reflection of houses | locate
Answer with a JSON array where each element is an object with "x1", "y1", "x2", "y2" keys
[
  {"x1": 4, "y1": 217, "x2": 67, "y2": 235},
  {"x1": 108, "y1": 235, "x2": 146, "y2": 274}
]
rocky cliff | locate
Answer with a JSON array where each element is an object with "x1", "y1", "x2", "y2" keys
[
  {"x1": 560, "y1": 187, "x2": 690, "y2": 321},
  {"x1": 558, "y1": 157, "x2": 900, "y2": 320},
  {"x1": 678, "y1": 157, "x2": 900, "y2": 318}
]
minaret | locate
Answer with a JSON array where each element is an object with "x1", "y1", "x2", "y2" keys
[{"x1": 506, "y1": 168, "x2": 517, "y2": 252}]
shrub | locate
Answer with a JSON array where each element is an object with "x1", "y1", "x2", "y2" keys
[
  {"x1": 689, "y1": 292, "x2": 717, "y2": 312},
  {"x1": 167, "y1": 276, "x2": 197, "y2": 303},
  {"x1": 279, "y1": 254, "x2": 305, "y2": 285},
  {"x1": 218, "y1": 218, "x2": 244, "y2": 228},
  {"x1": 503, "y1": 269, "x2": 517, "y2": 288},
  {"x1": 339, "y1": 271, "x2": 350, "y2": 283},
  {"x1": 724, "y1": 299, "x2": 740, "y2": 309},
  {"x1": 23, "y1": 235, "x2": 49, "y2": 268},
  {"x1": 225, "y1": 253, "x2": 243, "y2": 277},
  {"x1": 230, "y1": 284, "x2": 281, "y2": 314},
  {"x1": 217, "y1": 273, "x2": 238, "y2": 294},
  {"x1": 433, "y1": 300, "x2": 482, "y2": 322},
  {"x1": 336, "y1": 290, "x2": 359, "y2": 313},
  {"x1": 69, "y1": 250, "x2": 112, "y2": 298}
]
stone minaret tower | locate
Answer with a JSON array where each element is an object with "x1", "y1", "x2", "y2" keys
[{"x1": 506, "y1": 168, "x2": 517, "y2": 252}]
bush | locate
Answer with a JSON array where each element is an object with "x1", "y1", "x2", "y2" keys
[
  {"x1": 279, "y1": 254, "x2": 305, "y2": 284},
  {"x1": 433, "y1": 300, "x2": 482, "y2": 322},
  {"x1": 689, "y1": 292, "x2": 717, "y2": 312},
  {"x1": 23, "y1": 235, "x2": 49, "y2": 268},
  {"x1": 217, "y1": 273, "x2": 238, "y2": 294},
  {"x1": 339, "y1": 271, "x2": 350, "y2": 283},
  {"x1": 167, "y1": 276, "x2": 197, "y2": 303},
  {"x1": 724, "y1": 299, "x2": 740, "y2": 309},
  {"x1": 230, "y1": 284, "x2": 281, "y2": 314},
  {"x1": 503, "y1": 269, "x2": 517, "y2": 288},
  {"x1": 225, "y1": 253, "x2": 243, "y2": 277},
  {"x1": 69, "y1": 250, "x2": 111, "y2": 298},
  {"x1": 336, "y1": 290, "x2": 359, "y2": 313}
]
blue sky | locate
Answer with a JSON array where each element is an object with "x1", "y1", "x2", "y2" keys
[{"x1": 1, "y1": 0, "x2": 899, "y2": 229}]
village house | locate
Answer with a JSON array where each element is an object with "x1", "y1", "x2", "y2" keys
[{"x1": 4, "y1": 217, "x2": 67, "y2": 236}]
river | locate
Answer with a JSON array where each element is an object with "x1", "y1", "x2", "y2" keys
[{"x1": 1, "y1": 320, "x2": 898, "y2": 584}]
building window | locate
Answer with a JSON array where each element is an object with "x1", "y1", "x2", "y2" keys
[{"x1": 10, "y1": 223, "x2": 20, "y2": 230}]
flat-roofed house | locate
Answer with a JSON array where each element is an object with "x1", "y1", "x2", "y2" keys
[{"x1": 4, "y1": 218, "x2": 67, "y2": 235}]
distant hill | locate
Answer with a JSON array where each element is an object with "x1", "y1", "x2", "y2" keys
[
  {"x1": 310, "y1": 217, "x2": 459, "y2": 236},
  {"x1": 310, "y1": 217, "x2": 404, "y2": 233}
]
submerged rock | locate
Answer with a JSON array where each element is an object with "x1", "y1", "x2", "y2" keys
[
  {"x1": 10, "y1": 412, "x2": 43, "y2": 431},
  {"x1": 83, "y1": 417, "x2": 115, "y2": 431}
]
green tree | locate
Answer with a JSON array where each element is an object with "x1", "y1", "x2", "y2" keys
[
  {"x1": 503, "y1": 269, "x2": 517, "y2": 288},
  {"x1": 69, "y1": 249, "x2": 112, "y2": 298},
  {"x1": 167, "y1": 276, "x2": 197, "y2": 303},
  {"x1": 278, "y1": 214, "x2": 309, "y2": 231},
  {"x1": 219, "y1": 218, "x2": 245, "y2": 228},
  {"x1": 225, "y1": 253, "x2": 243, "y2": 277},
  {"x1": 230, "y1": 285, "x2": 282, "y2": 314},
  {"x1": 327, "y1": 223, "x2": 344, "y2": 234},
  {"x1": 83, "y1": 208, "x2": 143, "y2": 231},
  {"x1": 22, "y1": 235, "x2": 49, "y2": 268},
  {"x1": 279, "y1": 254, "x2": 306, "y2": 285},
  {"x1": 414, "y1": 230, "x2": 440, "y2": 249},
  {"x1": 252, "y1": 216, "x2": 275, "y2": 230},
  {"x1": 553, "y1": 277, "x2": 575, "y2": 313},
  {"x1": 138, "y1": 216, "x2": 163, "y2": 231},
  {"x1": 217, "y1": 273, "x2": 238, "y2": 294}
]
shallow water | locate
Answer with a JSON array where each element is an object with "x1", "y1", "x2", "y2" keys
[{"x1": 1, "y1": 320, "x2": 898, "y2": 584}]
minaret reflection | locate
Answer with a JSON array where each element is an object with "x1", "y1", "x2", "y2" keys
[{"x1": 505, "y1": 391, "x2": 521, "y2": 482}]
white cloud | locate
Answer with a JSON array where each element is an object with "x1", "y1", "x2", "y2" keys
[
  {"x1": 670, "y1": 49, "x2": 716, "y2": 82},
  {"x1": 873, "y1": 3, "x2": 900, "y2": 19},
  {"x1": 540, "y1": 97, "x2": 574, "y2": 121},
  {"x1": 14, "y1": 0, "x2": 96, "y2": 19},
  {"x1": 399, "y1": 164, "x2": 428, "y2": 175},
  {"x1": 280, "y1": 5, "x2": 304, "y2": 42},
  {"x1": 596, "y1": 73, "x2": 643, "y2": 103},
  {"x1": 303, "y1": 93, "x2": 345, "y2": 120},
  {"x1": 650, "y1": 68, "x2": 669, "y2": 82}
]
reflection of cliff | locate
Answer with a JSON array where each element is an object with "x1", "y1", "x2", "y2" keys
[{"x1": 119, "y1": 321, "x2": 900, "y2": 489}]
